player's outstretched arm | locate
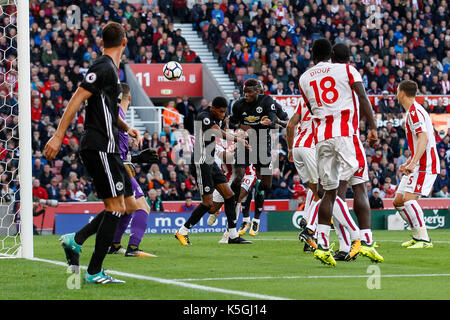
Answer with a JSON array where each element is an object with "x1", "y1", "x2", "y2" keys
[
  {"x1": 44, "y1": 87, "x2": 92, "y2": 161},
  {"x1": 286, "y1": 112, "x2": 301, "y2": 162},
  {"x1": 352, "y1": 82, "x2": 378, "y2": 146}
]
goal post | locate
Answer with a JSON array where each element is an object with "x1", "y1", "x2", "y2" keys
[
  {"x1": 17, "y1": 0, "x2": 33, "y2": 258},
  {"x1": 0, "y1": 0, "x2": 33, "y2": 258}
]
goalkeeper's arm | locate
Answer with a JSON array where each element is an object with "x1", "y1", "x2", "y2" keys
[{"x1": 131, "y1": 148, "x2": 158, "y2": 164}]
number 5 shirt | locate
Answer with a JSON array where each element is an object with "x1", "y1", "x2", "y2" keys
[{"x1": 298, "y1": 62, "x2": 362, "y2": 143}]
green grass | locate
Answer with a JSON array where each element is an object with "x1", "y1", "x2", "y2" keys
[{"x1": 1, "y1": 230, "x2": 449, "y2": 300}]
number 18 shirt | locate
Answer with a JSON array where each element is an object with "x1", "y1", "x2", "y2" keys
[{"x1": 298, "y1": 62, "x2": 361, "y2": 143}]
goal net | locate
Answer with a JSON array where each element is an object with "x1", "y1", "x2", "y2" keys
[{"x1": 0, "y1": 0, "x2": 33, "y2": 258}]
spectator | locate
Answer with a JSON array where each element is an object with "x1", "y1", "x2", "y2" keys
[
  {"x1": 182, "y1": 196, "x2": 196, "y2": 212},
  {"x1": 436, "y1": 185, "x2": 450, "y2": 198},
  {"x1": 369, "y1": 188, "x2": 384, "y2": 209},
  {"x1": 272, "y1": 180, "x2": 291, "y2": 199},
  {"x1": 162, "y1": 100, "x2": 181, "y2": 127},
  {"x1": 147, "y1": 189, "x2": 164, "y2": 212},
  {"x1": 32, "y1": 178, "x2": 48, "y2": 200}
]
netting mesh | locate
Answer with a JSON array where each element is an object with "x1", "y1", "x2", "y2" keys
[{"x1": 0, "y1": 1, "x2": 20, "y2": 256}]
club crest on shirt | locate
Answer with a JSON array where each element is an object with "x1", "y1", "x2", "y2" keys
[
  {"x1": 203, "y1": 117, "x2": 210, "y2": 125},
  {"x1": 116, "y1": 182, "x2": 124, "y2": 191},
  {"x1": 204, "y1": 186, "x2": 210, "y2": 192},
  {"x1": 256, "y1": 106, "x2": 263, "y2": 113},
  {"x1": 85, "y1": 72, "x2": 97, "y2": 83}
]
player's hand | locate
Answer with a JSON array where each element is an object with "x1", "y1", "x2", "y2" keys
[
  {"x1": 368, "y1": 129, "x2": 378, "y2": 148},
  {"x1": 260, "y1": 116, "x2": 272, "y2": 126},
  {"x1": 44, "y1": 135, "x2": 63, "y2": 162},
  {"x1": 127, "y1": 128, "x2": 142, "y2": 148},
  {"x1": 398, "y1": 163, "x2": 406, "y2": 174},
  {"x1": 288, "y1": 150, "x2": 293, "y2": 162},
  {"x1": 404, "y1": 162, "x2": 416, "y2": 175},
  {"x1": 235, "y1": 129, "x2": 248, "y2": 139}
]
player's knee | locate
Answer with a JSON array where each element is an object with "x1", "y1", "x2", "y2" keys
[
  {"x1": 392, "y1": 196, "x2": 404, "y2": 208},
  {"x1": 202, "y1": 198, "x2": 214, "y2": 208}
]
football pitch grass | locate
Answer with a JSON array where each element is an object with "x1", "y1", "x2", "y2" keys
[{"x1": 1, "y1": 230, "x2": 449, "y2": 300}]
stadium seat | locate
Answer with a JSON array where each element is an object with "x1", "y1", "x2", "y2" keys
[{"x1": 234, "y1": 68, "x2": 247, "y2": 85}]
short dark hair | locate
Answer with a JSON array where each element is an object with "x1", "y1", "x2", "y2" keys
[
  {"x1": 243, "y1": 78, "x2": 259, "y2": 90},
  {"x1": 121, "y1": 82, "x2": 130, "y2": 97},
  {"x1": 332, "y1": 43, "x2": 350, "y2": 63},
  {"x1": 102, "y1": 22, "x2": 125, "y2": 48},
  {"x1": 212, "y1": 96, "x2": 228, "y2": 109},
  {"x1": 312, "y1": 38, "x2": 332, "y2": 62},
  {"x1": 398, "y1": 80, "x2": 418, "y2": 97}
]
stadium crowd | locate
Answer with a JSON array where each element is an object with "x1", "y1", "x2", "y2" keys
[{"x1": 0, "y1": 0, "x2": 449, "y2": 210}]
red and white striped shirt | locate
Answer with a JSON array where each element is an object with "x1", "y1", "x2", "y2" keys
[
  {"x1": 215, "y1": 138, "x2": 234, "y2": 181},
  {"x1": 299, "y1": 62, "x2": 362, "y2": 143},
  {"x1": 405, "y1": 101, "x2": 440, "y2": 174},
  {"x1": 440, "y1": 80, "x2": 450, "y2": 94},
  {"x1": 293, "y1": 102, "x2": 315, "y2": 148}
]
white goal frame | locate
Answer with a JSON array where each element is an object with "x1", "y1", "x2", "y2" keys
[{"x1": 17, "y1": 0, "x2": 33, "y2": 259}]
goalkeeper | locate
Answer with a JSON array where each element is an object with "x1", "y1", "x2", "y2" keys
[{"x1": 108, "y1": 83, "x2": 158, "y2": 257}]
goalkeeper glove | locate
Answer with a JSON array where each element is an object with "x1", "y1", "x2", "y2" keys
[{"x1": 131, "y1": 148, "x2": 158, "y2": 164}]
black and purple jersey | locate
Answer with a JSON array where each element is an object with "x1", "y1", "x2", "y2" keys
[{"x1": 118, "y1": 107, "x2": 129, "y2": 161}]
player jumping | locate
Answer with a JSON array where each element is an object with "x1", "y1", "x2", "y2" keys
[
  {"x1": 174, "y1": 97, "x2": 252, "y2": 245},
  {"x1": 229, "y1": 79, "x2": 277, "y2": 237}
]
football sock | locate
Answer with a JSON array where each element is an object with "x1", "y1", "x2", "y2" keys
[
  {"x1": 183, "y1": 203, "x2": 210, "y2": 230},
  {"x1": 229, "y1": 228, "x2": 238, "y2": 239},
  {"x1": 243, "y1": 217, "x2": 251, "y2": 223},
  {"x1": 87, "y1": 211, "x2": 121, "y2": 275},
  {"x1": 404, "y1": 200, "x2": 430, "y2": 241},
  {"x1": 317, "y1": 224, "x2": 331, "y2": 250},
  {"x1": 396, "y1": 205, "x2": 421, "y2": 240},
  {"x1": 224, "y1": 196, "x2": 237, "y2": 229},
  {"x1": 254, "y1": 191, "x2": 264, "y2": 220},
  {"x1": 334, "y1": 220, "x2": 351, "y2": 252},
  {"x1": 241, "y1": 192, "x2": 252, "y2": 218},
  {"x1": 230, "y1": 179, "x2": 242, "y2": 206},
  {"x1": 306, "y1": 201, "x2": 320, "y2": 232},
  {"x1": 178, "y1": 225, "x2": 190, "y2": 236},
  {"x1": 129, "y1": 209, "x2": 148, "y2": 247},
  {"x1": 235, "y1": 204, "x2": 240, "y2": 222},
  {"x1": 252, "y1": 218, "x2": 260, "y2": 224},
  {"x1": 333, "y1": 196, "x2": 360, "y2": 241},
  {"x1": 303, "y1": 189, "x2": 314, "y2": 221},
  {"x1": 74, "y1": 210, "x2": 105, "y2": 245},
  {"x1": 112, "y1": 213, "x2": 132, "y2": 244},
  {"x1": 360, "y1": 229, "x2": 373, "y2": 246}
]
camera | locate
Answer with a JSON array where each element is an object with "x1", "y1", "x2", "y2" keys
[{"x1": 38, "y1": 199, "x2": 59, "y2": 207}]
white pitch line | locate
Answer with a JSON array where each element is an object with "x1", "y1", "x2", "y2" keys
[
  {"x1": 177, "y1": 273, "x2": 450, "y2": 282},
  {"x1": 30, "y1": 257, "x2": 291, "y2": 300}
]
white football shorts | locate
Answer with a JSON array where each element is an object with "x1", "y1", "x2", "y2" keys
[
  {"x1": 397, "y1": 171, "x2": 437, "y2": 196},
  {"x1": 316, "y1": 136, "x2": 360, "y2": 190},
  {"x1": 292, "y1": 146, "x2": 319, "y2": 184}
]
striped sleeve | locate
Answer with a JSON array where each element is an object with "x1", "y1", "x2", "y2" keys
[
  {"x1": 346, "y1": 64, "x2": 362, "y2": 86},
  {"x1": 409, "y1": 108, "x2": 425, "y2": 134}
]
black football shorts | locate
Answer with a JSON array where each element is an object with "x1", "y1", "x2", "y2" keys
[
  {"x1": 80, "y1": 150, "x2": 133, "y2": 199},
  {"x1": 190, "y1": 162, "x2": 228, "y2": 196}
]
